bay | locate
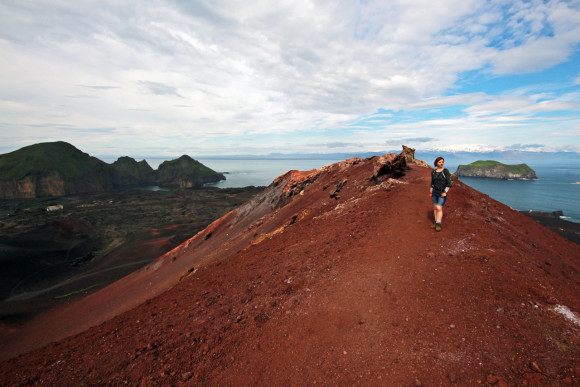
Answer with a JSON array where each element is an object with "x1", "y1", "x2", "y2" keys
[{"x1": 198, "y1": 158, "x2": 343, "y2": 189}]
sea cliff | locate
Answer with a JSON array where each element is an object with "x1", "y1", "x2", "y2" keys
[{"x1": 455, "y1": 160, "x2": 537, "y2": 179}]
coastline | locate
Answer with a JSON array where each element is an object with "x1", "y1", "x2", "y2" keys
[{"x1": 521, "y1": 210, "x2": 580, "y2": 245}]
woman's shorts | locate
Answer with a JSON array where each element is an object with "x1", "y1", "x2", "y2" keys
[{"x1": 432, "y1": 191, "x2": 447, "y2": 206}]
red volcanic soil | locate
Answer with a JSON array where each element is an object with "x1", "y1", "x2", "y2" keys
[{"x1": 1, "y1": 152, "x2": 580, "y2": 385}]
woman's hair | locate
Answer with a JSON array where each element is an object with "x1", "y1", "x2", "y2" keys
[{"x1": 434, "y1": 157, "x2": 444, "y2": 167}]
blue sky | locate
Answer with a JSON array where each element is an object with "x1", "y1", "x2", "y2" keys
[{"x1": 0, "y1": 0, "x2": 579, "y2": 157}]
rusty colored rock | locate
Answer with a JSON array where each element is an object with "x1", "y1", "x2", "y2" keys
[{"x1": 530, "y1": 361, "x2": 543, "y2": 373}]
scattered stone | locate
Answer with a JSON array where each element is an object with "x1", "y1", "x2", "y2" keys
[
  {"x1": 448, "y1": 372, "x2": 457, "y2": 383},
  {"x1": 329, "y1": 179, "x2": 348, "y2": 199},
  {"x1": 486, "y1": 374, "x2": 499, "y2": 384},
  {"x1": 530, "y1": 361, "x2": 542, "y2": 373},
  {"x1": 181, "y1": 371, "x2": 193, "y2": 381}
]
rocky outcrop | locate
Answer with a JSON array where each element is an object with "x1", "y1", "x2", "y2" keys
[
  {"x1": 0, "y1": 164, "x2": 114, "y2": 199},
  {"x1": 0, "y1": 171, "x2": 65, "y2": 199},
  {"x1": 0, "y1": 142, "x2": 225, "y2": 199},
  {"x1": 156, "y1": 155, "x2": 225, "y2": 188},
  {"x1": 372, "y1": 151, "x2": 407, "y2": 182},
  {"x1": 455, "y1": 160, "x2": 537, "y2": 179},
  {"x1": 401, "y1": 145, "x2": 429, "y2": 167}
]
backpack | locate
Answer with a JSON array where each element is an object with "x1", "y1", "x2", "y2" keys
[{"x1": 443, "y1": 169, "x2": 453, "y2": 187}]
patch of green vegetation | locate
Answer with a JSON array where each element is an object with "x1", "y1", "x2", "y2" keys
[
  {"x1": 0, "y1": 141, "x2": 107, "y2": 180},
  {"x1": 466, "y1": 160, "x2": 503, "y2": 167},
  {"x1": 505, "y1": 163, "x2": 534, "y2": 174}
]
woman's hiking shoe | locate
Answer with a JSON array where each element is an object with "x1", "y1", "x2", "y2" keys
[
  {"x1": 435, "y1": 223, "x2": 442, "y2": 232},
  {"x1": 430, "y1": 222, "x2": 437, "y2": 228}
]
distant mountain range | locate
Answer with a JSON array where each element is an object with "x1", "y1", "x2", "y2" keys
[{"x1": 0, "y1": 142, "x2": 225, "y2": 199}]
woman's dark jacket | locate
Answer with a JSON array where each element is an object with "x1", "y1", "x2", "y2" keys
[{"x1": 431, "y1": 168, "x2": 452, "y2": 194}]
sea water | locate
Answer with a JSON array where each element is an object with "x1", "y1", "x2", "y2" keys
[
  {"x1": 445, "y1": 163, "x2": 580, "y2": 223},
  {"x1": 199, "y1": 158, "x2": 343, "y2": 189},
  {"x1": 118, "y1": 157, "x2": 580, "y2": 223}
]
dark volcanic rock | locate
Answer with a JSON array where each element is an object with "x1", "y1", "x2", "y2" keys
[
  {"x1": 521, "y1": 210, "x2": 580, "y2": 244},
  {"x1": 0, "y1": 186, "x2": 262, "y2": 324}
]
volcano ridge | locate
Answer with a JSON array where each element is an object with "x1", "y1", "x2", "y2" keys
[{"x1": 1, "y1": 151, "x2": 579, "y2": 385}]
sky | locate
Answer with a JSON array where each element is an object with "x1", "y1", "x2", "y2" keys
[{"x1": 1, "y1": 0, "x2": 580, "y2": 158}]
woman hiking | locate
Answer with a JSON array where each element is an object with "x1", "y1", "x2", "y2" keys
[{"x1": 430, "y1": 157, "x2": 452, "y2": 232}]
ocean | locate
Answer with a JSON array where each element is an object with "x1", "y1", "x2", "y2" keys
[
  {"x1": 451, "y1": 164, "x2": 580, "y2": 223},
  {"x1": 121, "y1": 157, "x2": 580, "y2": 224}
]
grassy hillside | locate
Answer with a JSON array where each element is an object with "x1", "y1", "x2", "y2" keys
[
  {"x1": 157, "y1": 155, "x2": 222, "y2": 179},
  {"x1": 464, "y1": 160, "x2": 533, "y2": 174},
  {"x1": 466, "y1": 160, "x2": 503, "y2": 167},
  {"x1": 0, "y1": 142, "x2": 107, "y2": 180},
  {"x1": 111, "y1": 156, "x2": 155, "y2": 183}
]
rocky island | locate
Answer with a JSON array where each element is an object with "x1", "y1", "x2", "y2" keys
[
  {"x1": 0, "y1": 142, "x2": 225, "y2": 199},
  {"x1": 455, "y1": 160, "x2": 537, "y2": 179}
]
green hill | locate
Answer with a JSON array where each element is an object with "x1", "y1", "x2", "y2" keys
[
  {"x1": 157, "y1": 155, "x2": 225, "y2": 188},
  {"x1": 0, "y1": 141, "x2": 108, "y2": 180},
  {"x1": 455, "y1": 160, "x2": 537, "y2": 179},
  {"x1": 111, "y1": 157, "x2": 156, "y2": 185}
]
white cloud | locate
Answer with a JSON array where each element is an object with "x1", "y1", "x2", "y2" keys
[
  {"x1": 465, "y1": 94, "x2": 580, "y2": 116},
  {"x1": 491, "y1": 0, "x2": 580, "y2": 73},
  {"x1": 409, "y1": 93, "x2": 489, "y2": 110},
  {"x1": 465, "y1": 96, "x2": 535, "y2": 115},
  {"x1": 0, "y1": 0, "x2": 578, "y2": 155}
]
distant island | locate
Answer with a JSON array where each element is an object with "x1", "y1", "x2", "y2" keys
[
  {"x1": 0, "y1": 141, "x2": 225, "y2": 199},
  {"x1": 455, "y1": 160, "x2": 538, "y2": 180}
]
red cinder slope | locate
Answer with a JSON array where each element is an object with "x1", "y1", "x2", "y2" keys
[{"x1": 1, "y1": 151, "x2": 579, "y2": 385}]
